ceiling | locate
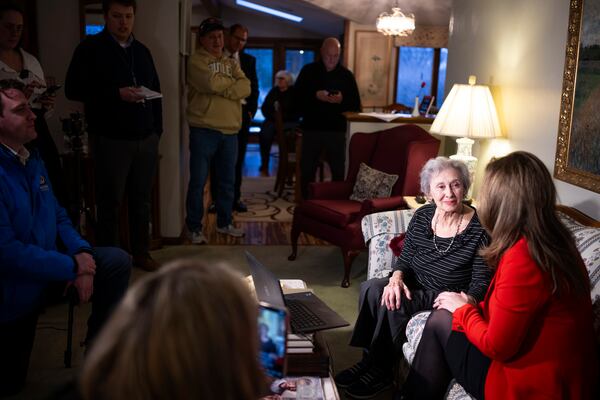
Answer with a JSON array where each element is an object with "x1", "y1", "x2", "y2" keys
[{"x1": 194, "y1": 0, "x2": 451, "y2": 35}]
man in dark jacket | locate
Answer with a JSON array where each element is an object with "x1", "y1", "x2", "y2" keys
[
  {"x1": 294, "y1": 37, "x2": 361, "y2": 199},
  {"x1": 209, "y1": 23, "x2": 258, "y2": 213},
  {"x1": 0, "y1": 79, "x2": 131, "y2": 396},
  {"x1": 65, "y1": 0, "x2": 162, "y2": 271}
]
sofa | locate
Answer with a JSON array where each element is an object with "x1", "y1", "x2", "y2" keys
[{"x1": 361, "y1": 205, "x2": 600, "y2": 399}]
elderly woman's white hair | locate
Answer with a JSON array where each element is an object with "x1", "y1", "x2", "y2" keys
[
  {"x1": 419, "y1": 157, "x2": 470, "y2": 197},
  {"x1": 274, "y1": 70, "x2": 294, "y2": 86}
]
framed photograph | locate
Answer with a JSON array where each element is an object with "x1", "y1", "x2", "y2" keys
[
  {"x1": 555, "y1": 0, "x2": 600, "y2": 193},
  {"x1": 354, "y1": 31, "x2": 392, "y2": 108}
]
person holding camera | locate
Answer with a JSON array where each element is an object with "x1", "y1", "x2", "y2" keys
[
  {"x1": 0, "y1": 79, "x2": 131, "y2": 396},
  {"x1": 65, "y1": 0, "x2": 163, "y2": 272},
  {"x1": 0, "y1": 2, "x2": 66, "y2": 206},
  {"x1": 294, "y1": 37, "x2": 361, "y2": 199}
]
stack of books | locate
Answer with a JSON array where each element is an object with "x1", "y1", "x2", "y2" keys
[{"x1": 287, "y1": 332, "x2": 330, "y2": 377}]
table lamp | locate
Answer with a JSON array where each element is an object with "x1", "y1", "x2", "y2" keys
[{"x1": 429, "y1": 75, "x2": 501, "y2": 198}]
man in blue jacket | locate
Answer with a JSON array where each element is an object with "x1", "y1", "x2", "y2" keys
[{"x1": 0, "y1": 80, "x2": 131, "y2": 396}]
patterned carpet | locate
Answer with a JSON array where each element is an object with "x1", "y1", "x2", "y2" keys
[{"x1": 236, "y1": 177, "x2": 296, "y2": 223}]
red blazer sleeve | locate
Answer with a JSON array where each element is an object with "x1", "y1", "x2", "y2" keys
[{"x1": 453, "y1": 238, "x2": 551, "y2": 361}]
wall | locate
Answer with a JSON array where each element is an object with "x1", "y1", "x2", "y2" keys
[
  {"x1": 447, "y1": 0, "x2": 600, "y2": 219},
  {"x1": 135, "y1": 0, "x2": 183, "y2": 238},
  {"x1": 345, "y1": 22, "x2": 449, "y2": 109},
  {"x1": 36, "y1": 0, "x2": 184, "y2": 238}
]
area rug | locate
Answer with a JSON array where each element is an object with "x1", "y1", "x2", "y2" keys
[
  {"x1": 24, "y1": 245, "x2": 373, "y2": 400},
  {"x1": 236, "y1": 177, "x2": 296, "y2": 223}
]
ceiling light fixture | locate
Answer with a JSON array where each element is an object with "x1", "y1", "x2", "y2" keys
[
  {"x1": 376, "y1": 1, "x2": 415, "y2": 36},
  {"x1": 236, "y1": 0, "x2": 303, "y2": 23}
]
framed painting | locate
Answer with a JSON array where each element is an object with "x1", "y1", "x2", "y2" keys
[
  {"x1": 354, "y1": 31, "x2": 392, "y2": 108},
  {"x1": 555, "y1": 0, "x2": 600, "y2": 193}
]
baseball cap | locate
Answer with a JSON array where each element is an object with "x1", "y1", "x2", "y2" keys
[{"x1": 198, "y1": 17, "x2": 225, "y2": 36}]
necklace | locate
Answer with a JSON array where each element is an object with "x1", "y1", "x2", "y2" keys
[{"x1": 432, "y1": 210, "x2": 464, "y2": 254}]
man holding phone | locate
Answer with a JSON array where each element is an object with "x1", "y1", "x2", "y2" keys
[
  {"x1": 65, "y1": 0, "x2": 162, "y2": 272},
  {"x1": 294, "y1": 37, "x2": 361, "y2": 199}
]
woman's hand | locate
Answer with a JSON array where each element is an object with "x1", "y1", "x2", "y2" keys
[
  {"x1": 381, "y1": 271, "x2": 412, "y2": 311},
  {"x1": 434, "y1": 291, "x2": 472, "y2": 313},
  {"x1": 39, "y1": 93, "x2": 56, "y2": 110}
]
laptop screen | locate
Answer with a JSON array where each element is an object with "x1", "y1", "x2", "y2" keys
[{"x1": 246, "y1": 251, "x2": 286, "y2": 308}]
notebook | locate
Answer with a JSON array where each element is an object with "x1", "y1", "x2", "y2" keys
[{"x1": 246, "y1": 251, "x2": 349, "y2": 333}]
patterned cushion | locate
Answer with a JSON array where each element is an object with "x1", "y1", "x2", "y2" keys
[
  {"x1": 558, "y1": 212, "x2": 600, "y2": 301},
  {"x1": 361, "y1": 209, "x2": 415, "y2": 279},
  {"x1": 350, "y1": 163, "x2": 399, "y2": 201}
]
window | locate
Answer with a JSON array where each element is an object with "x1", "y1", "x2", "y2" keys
[
  {"x1": 285, "y1": 49, "x2": 315, "y2": 81},
  {"x1": 245, "y1": 39, "x2": 320, "y2": 123},
  {"x1": 245, "y1": 48, "x2": 274, "y2": 122},
  {"x1": 395, "y1": 47, "x2": 447, "y2": 110}
]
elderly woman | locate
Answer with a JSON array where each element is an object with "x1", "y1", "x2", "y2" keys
[
  {"x1": 259, "y1": 70, "x2": 299, "y2": 175},
  {"x1": 402, "y1": 152, "x2": 598, "y2": 399},
  {"x1": 335, "y1": 157, "x2": 492, "y2": 399}
]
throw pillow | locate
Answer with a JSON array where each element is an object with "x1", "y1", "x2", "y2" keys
[{"x1": 350, "y1": 163, "x2": 399, "y2": 201}]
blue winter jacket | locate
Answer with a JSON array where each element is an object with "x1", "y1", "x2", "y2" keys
[{"x1": 0, "y1": 145, "x2": 90, "y2": 322}]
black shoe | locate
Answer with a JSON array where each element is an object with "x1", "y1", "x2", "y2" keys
[
  {"x1": 345, "y1": 366, "x2": 393, "y2": 399},
  {"x1": 207, "y1": 203, "x2": 216, "y2": 213},
  {"x1": 234, "y1": 201, "x2": 248, "y2": 213},
  {"x1": 334, "y1": 358, "x2": 371, "y2": 388}
]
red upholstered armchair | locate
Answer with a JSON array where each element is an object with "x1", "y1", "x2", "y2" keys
[{"x1": 288, "y1": 124, "x2": 440, "y2": 287}]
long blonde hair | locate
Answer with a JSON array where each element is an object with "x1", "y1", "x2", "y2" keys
[
  {"x1": 478, "y1": 151, "x2": 589, "y2": 296},
  {"x1": 81, "y1": 260, "x2": 265, "y2": 400}
]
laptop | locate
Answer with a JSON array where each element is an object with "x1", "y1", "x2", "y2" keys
[{"x1": 246, "y1": 251, "x2": 349, "y2": 333}]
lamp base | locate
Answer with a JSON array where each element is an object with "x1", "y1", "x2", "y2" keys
[{"x1": 450, "y1": 137, "x2": 477, "y2": 199}]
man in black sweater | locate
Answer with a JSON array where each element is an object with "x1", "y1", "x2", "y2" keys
[
  {"x1": 294, "y1": 37, "x2": 361, "y2": 199},
  {"x1": 65, "y1": 0, "x2": 162, "y2": 272}
]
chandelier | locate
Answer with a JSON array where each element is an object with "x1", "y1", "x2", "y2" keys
[{"x1": 376, "y1": 6, "x2": 415, "y2": 36}]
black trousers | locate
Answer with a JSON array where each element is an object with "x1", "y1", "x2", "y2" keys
[
  {"x1": 300, "y1": 129, "x2": 345, "y2": 199},
  {"x1": 211, "y1": 112, "x2": 251, "y2": 205},
  {"x1": 0, "y1": 247, "x2": 131, "y2": 397},
  {"x1": 92, "y1": 134, "x2": 159, "y2": 256},
  {"x1": 349, "y1": 277, "x2": 439, "y2": 367}
]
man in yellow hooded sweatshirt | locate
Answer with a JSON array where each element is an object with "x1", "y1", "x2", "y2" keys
[{"x1": 185, "y1": 17, "x2": 250, "y2": 244}]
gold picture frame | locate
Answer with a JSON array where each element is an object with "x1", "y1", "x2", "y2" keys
[
  {"x1": 354, "y1": 31, "x2": 393, "y2": 108},
  {"x1": 554, "y1": 0, "x2": 600, "y2": 193}
]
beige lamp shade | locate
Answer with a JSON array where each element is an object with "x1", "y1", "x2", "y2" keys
[{"x1": 430, "y1": 75, "x2": 501, "y2": 139}]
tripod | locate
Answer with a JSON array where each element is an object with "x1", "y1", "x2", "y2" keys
[{"x1": 61, "y1": 113, "x2": 94, "y2": 367}]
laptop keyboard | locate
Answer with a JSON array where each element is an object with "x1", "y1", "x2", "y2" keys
[{"x1": 287, "y1": 298, "x2": 326, "y2": 331}]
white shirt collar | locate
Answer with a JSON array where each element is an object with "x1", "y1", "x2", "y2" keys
[{"x1": 1, "y1": 142, "x2": 30, "y2": 165}]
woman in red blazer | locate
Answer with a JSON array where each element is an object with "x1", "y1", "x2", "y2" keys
[{"x1": 402, "y1": 151, "x2": 598, "y2": 399}]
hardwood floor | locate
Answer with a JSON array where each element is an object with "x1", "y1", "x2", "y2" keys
[{"x1": 175, "y1": 141, "x2": 328, "y2": 246}]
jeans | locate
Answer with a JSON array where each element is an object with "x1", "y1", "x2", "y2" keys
[{"x1": 186, "y1": 127, "x2": 238, "y2": 232}]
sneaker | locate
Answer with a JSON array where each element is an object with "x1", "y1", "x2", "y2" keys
[
  {"x1": 216, "y1": 224, "x2": 245, "y2": 237},
  {"x1": 345, "y1": 366, "x2": 393, "y2": 399},
  {"x1": 191, "y1": 231, "x2": 208, "y2": 245},
  {"x1": 207, "y1": 203, "x2": 216, "y2": 213},
  {"x1": 334, "y1": 359, "x2": 371, "y2": 388}
]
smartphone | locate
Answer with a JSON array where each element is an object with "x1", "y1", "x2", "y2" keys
[{"x1": 258, "y1": 302, "x2": 288, "y2": 378}]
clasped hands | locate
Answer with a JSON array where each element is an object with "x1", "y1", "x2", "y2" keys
[
  {"x1": 316, "y1": 90, "x2": 343, "y2": 104},
  {"x1": 381, "y1": 271, "x2": 474, "y2": 313},
  {"x1": 67, "y1": 252, "x2": 96, "y2": 303}
]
